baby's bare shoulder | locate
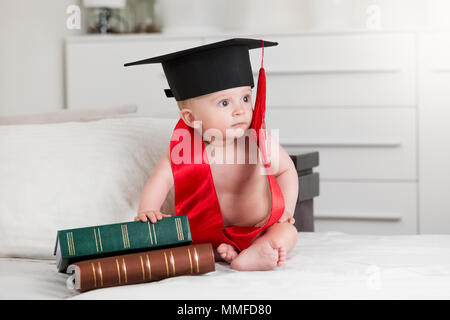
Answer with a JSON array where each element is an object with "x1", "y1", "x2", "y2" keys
[{"x1": 265, "y1": 131, "x2": 295, "y2": 176}]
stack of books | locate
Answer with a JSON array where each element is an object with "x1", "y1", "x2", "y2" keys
[{"x1": 54, "y1": 216, "x2": 215, "y2": 292}]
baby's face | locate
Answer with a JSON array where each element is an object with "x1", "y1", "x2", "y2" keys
[{"x1": 181, "y1": 86, "x2": 253, "y2": 141}]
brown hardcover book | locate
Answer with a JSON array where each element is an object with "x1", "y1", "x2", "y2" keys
[{"x1": 66, "y1": 243, "x2": 215, "y2": 292}]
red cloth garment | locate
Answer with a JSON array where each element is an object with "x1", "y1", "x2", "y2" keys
[
  {"x1": 169, "y1": 118, "x2": 285, "y2": 252},
  {"x1": 169, "y1": 40, "x2": 284, "y2": 252}
]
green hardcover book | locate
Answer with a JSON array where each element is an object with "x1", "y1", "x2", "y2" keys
[{"x1": 54, "y1": 215, "x2": 191, "y2": 272}]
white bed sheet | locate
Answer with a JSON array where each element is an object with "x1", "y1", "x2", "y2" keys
[
  {"x1": 2, "y1": 232, "x2": 450, "y2": 300},
  {"x1": 0, "y1": 258, "x2": 78, "y2": 299}
]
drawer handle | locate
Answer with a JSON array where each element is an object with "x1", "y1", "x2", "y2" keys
[
  {"x1": 253, "y1": 68, "x2": 402, "y2": 76},
  {"x1": 315, "y1": 210, "x2": 402, "y2": 221},
  {"x1": 281, "y1": 140, "x2": 402, "y2": 148},
  {"x1": 432, "y1": 67, "x2": 450, "y2": 73}
]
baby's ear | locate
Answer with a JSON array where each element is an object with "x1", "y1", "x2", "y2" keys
[{"x1": 179, "y1": 109, "x2": 196, "y2": 128}]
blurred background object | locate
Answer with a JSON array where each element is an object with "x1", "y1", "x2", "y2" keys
[
  {"x1": 76, "y1": 0, "x2": 439, "y2": 36},
  {"x1": 83, "y1": 0, "x2": 160, "y2": 34},
  {"x1": 83, "y1": 0, "x2": 128, "y2": 33},
  {"x1": 131, "y1": 0, "x2": 158, "y2": 33}
]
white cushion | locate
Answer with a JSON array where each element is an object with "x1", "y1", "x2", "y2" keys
[{"x1": 0, "y1": 117, "x2": 178, "y2": 259}]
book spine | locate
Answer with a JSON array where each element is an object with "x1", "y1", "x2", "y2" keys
[
  {"x1": 57, "y1": 215, "x2": 191, "y2": 262},
  {"x1": 67, "y1": 243, "x2": 215, "y2": 292}
]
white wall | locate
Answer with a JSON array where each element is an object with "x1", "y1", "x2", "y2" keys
[
  {"x1": 0, "y1": 0, "x2": 83, "y2": 116},
  {"x1": 0, "y1": 0, "x2": 431, "y2": 117}
]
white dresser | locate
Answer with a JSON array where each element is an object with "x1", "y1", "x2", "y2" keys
[
  {"x1": 418, "y1": 31, "x2": 450, "y2": 234},
  {"x1": 65, "y1": 31, "x2": 449, "y2": 235}
]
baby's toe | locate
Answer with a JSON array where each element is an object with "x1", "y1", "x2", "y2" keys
[
  {"x1": 269, "y1": 238, "x2": 284, "y2": 251},
  {"x1": 217, "y1": 243, "x2": 227, "y2": 254},
  {"x1": 276, "y1": 245, "x2": 286, "y2": 266}
]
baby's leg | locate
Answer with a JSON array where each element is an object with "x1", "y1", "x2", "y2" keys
[{"x1": 230, "y1": 222, "x2": 298, "y2": 271}]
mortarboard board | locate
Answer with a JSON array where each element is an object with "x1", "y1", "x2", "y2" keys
[
  {"x1": 123, "y1": 38, "x2": 277, "y2": 101},
  {"x1": 124, "y1": 38, "x2": 278, "y2": 144}
]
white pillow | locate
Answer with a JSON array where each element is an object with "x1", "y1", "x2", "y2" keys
[
  {"x1": 0, "y1": 117, "x2": 178, "y2": 259},
  {"x1": 0, "y1": 104, "x2": 138, "y2": 125}
]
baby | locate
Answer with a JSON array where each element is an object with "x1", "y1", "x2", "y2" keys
[{"x1": 126, "y1": 38, "x2": 299, "y2": 271}]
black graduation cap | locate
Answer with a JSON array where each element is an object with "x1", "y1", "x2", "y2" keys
[{"x1": 124, "y1": 38, "x2": 278, "y2": 101}]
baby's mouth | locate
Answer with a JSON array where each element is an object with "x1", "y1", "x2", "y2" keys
[{"x1": 231, "y1": 122, "x2": 247, "y2": 127}]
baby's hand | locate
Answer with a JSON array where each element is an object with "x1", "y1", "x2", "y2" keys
[
  {"x1": 277, "y1": 209, "x2": 295, "y2": 225},
  {"x1": 134, "y1": 210, "x2": 172, "y2": 223}
]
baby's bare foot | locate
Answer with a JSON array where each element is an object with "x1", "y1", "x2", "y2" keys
[
  {"x1": 217, "y1": 243, "x2": 239, "y2": 263},
  {"x1": 230, "y1": 239, "x2": 284, "y2": 271},
  {"x1": 277, "y1": 246, "x2": 286, "y2": 267}
]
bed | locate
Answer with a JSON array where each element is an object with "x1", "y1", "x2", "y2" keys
[
  {"x1": 2, "y1": 232, "x2": 450, "y2": 300},
  {"x1": 1, "y1": 109, "x2": 449, "y2": 300}
]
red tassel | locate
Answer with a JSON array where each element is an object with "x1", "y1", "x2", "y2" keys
[
  {"x1": 250, "y1": 67, "x2": 266, "y2": 134},
  {"x1": 250, "y1": 40, "x2": 266, "y2": 147}
]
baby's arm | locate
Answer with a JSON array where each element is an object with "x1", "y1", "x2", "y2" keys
[
  {"x1": 266, "y1": 132, "x2": 299, "y2": 224},
  {"x1": 135, "y1": 146, "x2": 174, "y2": 223}
]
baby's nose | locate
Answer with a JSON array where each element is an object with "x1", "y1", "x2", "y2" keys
[{"x1": 233, "y1": 104, "x2": 245, "y2": 116}]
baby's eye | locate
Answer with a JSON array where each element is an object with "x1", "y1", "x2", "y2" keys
[
  {"x1": 242, "y1": 95, "x2": 250, "y2": 103},
  {"x1": 218, "y1": 100, "x2": 229, "y2": 107}
]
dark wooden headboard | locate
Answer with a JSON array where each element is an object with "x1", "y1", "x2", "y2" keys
[{"x1": 289, "y1": 152, "x2": 319, "y2": 232}]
